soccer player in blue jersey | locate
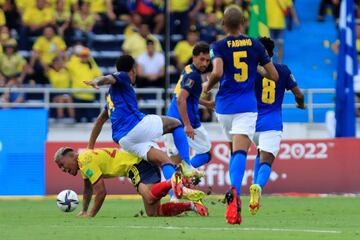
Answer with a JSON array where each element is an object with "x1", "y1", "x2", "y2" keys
[
  {"x1": 84, "y1": 55, "x2": 192, "y2": 198},
  {"x1": 249, "y1": 37, "x2": 306, "y2": 215},
  {"x1": 164, "y1": 42, "x2": 214, "y2": 183},
  {"x1": 203, "y1": 6, "x2": 279, "y2": 224}
]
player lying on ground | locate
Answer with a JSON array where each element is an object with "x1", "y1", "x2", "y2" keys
[
  {"x1": 84, "y1": 55, "x2": 202, "y2": 191},
  {"x1": 164, "y1": 42, "x2": 214, "y2": 195},
  {"x1": 204, "y1": 6, "x2": 279, "y2": 224},
  {"x1": 54, "y1": 147, "x2": 208, "y2": 217},
  {"x1": 249, "y1": 36, "x2": 306, "y2": 215}
]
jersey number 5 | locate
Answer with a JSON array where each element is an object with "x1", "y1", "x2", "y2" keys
[
  {"x1": 233, "y1": 51, "x2": 248, "y2": 82},
  {"x1": 261, "y1": 78, "x2": 276, "y2": 104}
]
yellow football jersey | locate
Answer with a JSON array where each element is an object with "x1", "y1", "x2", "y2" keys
[{"x1": 78, "y1": 148, "x2": 141, "y2": 184}]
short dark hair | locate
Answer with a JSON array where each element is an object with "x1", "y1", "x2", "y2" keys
[
  {"x1": 193, "y1": 41, "x2": 210, "y2": 56},
  {"x1": 146, "y1": 39, "x2": 154, "y2": 45},
  {"x1": 258, "y1": 36, "x2": 275, "y2": 58},
  {"x1": 116, "y1": 55, "x2": 136, "y2": 72},
  {"x1": 223, "y1": 6, "x2": 244, "y2": 30}
]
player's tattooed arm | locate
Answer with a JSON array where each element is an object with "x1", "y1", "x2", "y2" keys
[
  {"x1": 83, "y1": 75, "x2": 116, "y2": 89},
  {"x1": 78, "y1": 179, "x2": 93, "y2": 217},
  {"x1": 88, "y1": 178, "x2": 107, "y2": 217},
  {"x1": 177, "y1": 89, "x2": 195, "y2": 139},
  {"x1": 291, "y1": 86, "x2": 306, "y2": 109},
  {"x1": 88, "y1": 109, "x2": 109, "y2": 149},
  {"x1": 258, "y1": 63, "x2": 279, "y2": 81},
  {"x1": 205, "y1": 58, "x2": 223, "y2": 93}
]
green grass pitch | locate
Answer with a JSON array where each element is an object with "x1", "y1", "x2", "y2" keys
[{"x1": 1, "y1": 196, "x2": 360, "y2": 240}]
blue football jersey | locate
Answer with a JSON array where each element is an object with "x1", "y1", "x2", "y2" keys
[
  {"x1": 210, "y1": 35, "x2": 270, "y2": 114},
  {"x1": 106, "y1": 72, "x2": 145, "y2": 142},
  {"x1": 167, "y1": 64, "x2": 202, "y2": 129},
  {"x1": 255, "y1": 64, "x2": 298, "y2": 132}
]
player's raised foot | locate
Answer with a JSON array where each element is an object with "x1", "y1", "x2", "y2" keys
[
  {"x1": 171, "y1": 171, "x2": 183, "y2": 199},
  {"x1": 249, "y1": 184, "x2": 262, "y2": 216},
  {"x1": 182, "y1": 186, "x2": 206, "y2": 202},
  {"x1": 182, "y1": 176, "x2": 193, "y2": 188},
  {"x1": 192, "y1": 200, "x2": 209, "y2": 216},
  {"x1": 180, "y1": 162, "x2": 205, "y2": 185},
  {"x1": 225, "y1": 187, "x2": 241, "y2": 224}
]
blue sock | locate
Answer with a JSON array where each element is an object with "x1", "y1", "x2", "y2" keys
[
  {"x1": 161, "y1": 163, "x2": 175, "y2": 198},
  {"x1": 229, "y1": 150, "x2": 247, "y2": 196},
  {"x1": 253, "y1": 154, "x2": 260, "y2": 184},
  {"x1": 172, "y1": 126, "x2": 191, "y2": 165},
  {"x1": 161, "y1": 163, "x2": 175, "y2": 180},
  {"x1": 255, "y1": 163, "x2": 271, "y2": 189},
  {"x1": 190, "y1": 152, "x2": 211, "y2": 168}
]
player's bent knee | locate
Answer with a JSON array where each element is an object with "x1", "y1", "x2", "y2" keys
[
  {"x1": 259, "y1": 151, "x2": 275, "y2": 165},
  {"x1": 161, "y1": 116, "x2": 182, "y2": 134}
]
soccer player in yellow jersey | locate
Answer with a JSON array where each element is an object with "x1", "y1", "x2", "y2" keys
[{"x1": 54, "y1": 147, "x2": 208, "y2": 217}]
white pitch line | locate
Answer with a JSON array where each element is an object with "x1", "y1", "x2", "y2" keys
[
  {"x1": 126, "y1": 225, "x2": 342, "y2": 234},
  {"x1": 50, "y1": 225, "x2": 342, "y2": 234}
]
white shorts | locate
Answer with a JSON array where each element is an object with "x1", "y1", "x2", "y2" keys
[
  {"x1": 118, "y1": 114, "x2": 163, "y2": 160},
  {"x1": 216, "y1": 112, "x2": 257, "y2": 141},
  {"x1": 163, "y1": 125, "x2": 211, "y2": 157},
  {"x1": 253, "y1": 130, "x2": 282, "y2": 157}
]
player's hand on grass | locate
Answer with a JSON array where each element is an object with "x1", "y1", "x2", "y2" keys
[
  {"x1": 77, "y1": 210, "x2": 88, "y2": 217},
  {"x1": 184, "y1": 124, "x2": 196, "y2": 140},
  {"x1": 83, "y1": 80, "x2": 100, "y2": 89},
  {"x1": 296, "y1": 103, "x2": 306, "y2": 109}
]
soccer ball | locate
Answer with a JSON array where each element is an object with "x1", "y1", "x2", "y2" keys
[{"x1": 56, "y1": 190, "x2": 79, "y2": 212}]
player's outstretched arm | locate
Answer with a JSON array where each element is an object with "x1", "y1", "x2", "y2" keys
[
  {"x1": 177, "y1": 89, "x2": 195, "y2": 139},
  {"x1": 88, "y1": 177, "x2": 107, "y2": 217},
  {"x1": 291, "y1": 86, "x2": 306, "y2": 109},
  {"x1": 88, "y1": 109, "x2": 109, "y2": 149},
  {"x1": 78, "y1": 179, "x2": 93, "y2": 217},
  {"x1": 205, "y1": 58, "x2": 223, "y2": 93},
  {"x1": 83, "y1": 75, "x2": 116, "y2": 89},
  {"x1": 258, "y1": 62, "x2": 279, "y2": 81}
]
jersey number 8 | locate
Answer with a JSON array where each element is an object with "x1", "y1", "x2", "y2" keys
[
  {"x1": 233, "y1": 51, "x2": 248, "y2": 82},
  {"x1": 261, "y1": 78, "x2": 276, "y2": 104}
]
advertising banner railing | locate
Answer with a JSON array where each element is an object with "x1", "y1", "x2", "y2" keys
[{"x1": 45, "y1": 139, "x2": 360, "y2": 195}]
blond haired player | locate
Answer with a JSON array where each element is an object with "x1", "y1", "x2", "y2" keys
[{"x1": 54, "y1": 147, "x2": 208, "y2": 217}]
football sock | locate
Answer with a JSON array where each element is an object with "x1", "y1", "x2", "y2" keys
[
  {"x1": 255, "y1": 163, "x2": 271, "y2": 189},
  {"x1": 161, "y1": 163, "x2": 175, "y2": 180},
  {"x1": 253, "y1": 154, "x2": 260, "y2": 184},
  {"x1": 229, "y1": 150, "x2": 247, "y2": 196},
  {"x1": 157, "y1": 202, "x2": 192, "y2": 216},
  {"x1": 172, "y1": 126, "x2": 191, "y2": 165},
  {"x1": 190, "y1": 152, "x2": 211, "y2": 168},
  {"x1": 149, "y1": 180, "x2": 172, "y2": 200}
]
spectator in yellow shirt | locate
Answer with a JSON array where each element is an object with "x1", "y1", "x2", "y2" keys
[
  {"x1": 30, "y1": 25, "x2": 66, "y2": 84},
  {"x1": 170, "y1": 0, "x2": 203, "y2": 37},
  {"x1": 72, "y1": 2, "x2": 96, "y2": 48},
  {"x1": 48, "y1": 0, "x2": 79, "y2": 12},
  {"x1": 19, "y1": 0, "x2": 55, "y2": 49},
  {"x1": 66, "y1": 47, "x2": 102, "y2": 122},
  {"x1": 83, "y1": 0, "x2": 116, "y2": 34},
  {"x1": 0, "y1": 39, "x2": 26, "y2": 87},
  {"x1": 266, "y1": 0, "x2": 299, "y2": 63},
  {"x1": 174, "y1": 29, "x2": 198, "y2": 72},
  {"x1": 47, "y1": 57, "x2": 75, "y2": 121},
  {"x1": 54, "y1": 0, "x2": 71, "y2": 37},
  {"x1": 122, "y1": 23, "x2": 162, "y2": 59}
]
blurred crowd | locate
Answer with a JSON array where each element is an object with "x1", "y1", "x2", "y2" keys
[{"x1": 0, "y1": 0, "x2": 301, "y2": 122}]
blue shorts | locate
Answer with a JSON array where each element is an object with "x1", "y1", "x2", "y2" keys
[
  {"x1": 270, "y1": 29, "x2": 284, "y2": 41},
  {"x1": 128, "y1": 160, "x2": 161, "y2": 188}
]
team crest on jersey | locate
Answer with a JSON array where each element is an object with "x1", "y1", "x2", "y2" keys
[
  {"x1": 210, "y1": 49, "x2": 214, "y2": 59},
  {"x1": 185, "y1": 79, "x2": 195, "y2": 88}
]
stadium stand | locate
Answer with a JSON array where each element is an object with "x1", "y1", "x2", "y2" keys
[{"x1": 0, "y1": 0, "x2": 348, "y2": 123}]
